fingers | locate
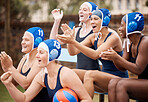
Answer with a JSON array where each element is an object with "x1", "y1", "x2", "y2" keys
[
  {"x1": 61, "y1": 24, "x2": 67, "y2": 32},
  {"x1": 52, "y1": 9, "x2": 60, "y2": 14},
  {"x1": 60, "y1": 10, "x2": 63, "y2": 17},
  {"x1": 61, "y1": 24, "x2": 72, "y2": 31},
  {"x1": 72, "y1": 26, "x2": 75, "y2": 37},
  {"x1": 57, "y1": 35, "x2": 67, "y2": 43},
  {"x1": 64, "y1": 24, "x2": 71, "y2": 30},
  {"x1": 0, "y1": 51, "x2": 8, "y2": 60}
]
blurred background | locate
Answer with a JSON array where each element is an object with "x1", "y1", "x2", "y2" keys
[{"x1": 0, "y1": 0, "x2": 148, "y2": 102}]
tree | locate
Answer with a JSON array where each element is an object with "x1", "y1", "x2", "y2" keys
[{"x1": 0, "y1": 0, "x2": 41, "y2": 22}]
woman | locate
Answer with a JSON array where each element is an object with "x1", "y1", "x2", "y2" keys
[
  {"x1": 57, "y1": 8, "x2": 129, "y2": 98},
  {"x1": 100, "y1": 12, "x2": 148, "y2": 102},
  {"x1": 50, "y1": 2, "x2": 100, "y2": 82},
  {"x1": 1, "y1": 39, "x2": 92, "y2": 102},
  {"x1": 0, "y1": 27, "x2": 49, "y2": 101}
]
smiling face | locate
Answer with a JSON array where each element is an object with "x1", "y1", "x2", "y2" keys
[
  {"x1": 36, "y1": 47, "x2": 48, "y2": 68},
  {"x1": 119, "y1": 20, "x2": 126, "y2": 38},
  {"x1": 21, "y1": 32, "x2": 33, "y2": 53},
  {"x1": 79, "y1": 3, "x2": 91, "y2": 23},
  {"x1": 90, "y1": 15, "x2": 102, "y2": 33}
]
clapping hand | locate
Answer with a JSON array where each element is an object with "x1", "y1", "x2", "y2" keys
[
  {"x1": 1, "y1": 71, "x2": 12, "y2": 85},
  {"x1": 0, "y1": 51, "x2": 13, "y2": 72},
  {"x1": 100, "y1": 47, "x2": 118, "y2": 61},
  {"x1": 57, "y1": 24, "x2": 75, "y2": 44}
]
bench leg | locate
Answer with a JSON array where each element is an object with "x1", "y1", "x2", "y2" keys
[{"x1": 99, "y1": 94, "x2": 104, "y2": 102}]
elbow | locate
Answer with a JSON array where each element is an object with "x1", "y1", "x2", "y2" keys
[
  {"x1": 135, "y1": 70, "x2": 142, "y2": 76},
  {"x1": 69, "y1": 53, "x2": 76, "y2": 56},
  {"x1": 23, "y1": 85, "x2": 29, "y2": 90},
  {"x1": 93, "y1": 57, "x2": 98, "y2": 60},
  {"x1": 21, "y1": 81, "x2": 31, "y2": 89},
  {"x1": 133, "y1": 66, "x2": 143, "y2": 75},
  {"x1": 68, "y1": 51, "x2": 77, "y2": 56},
  {"x1": 91, "y1": 55, "x2": 99, "y2": 60}
]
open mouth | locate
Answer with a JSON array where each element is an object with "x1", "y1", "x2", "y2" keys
[
  {"x1": 79, "y1": 14, "x2": 84, "y2": 17},
  {"x1": 38, "y1": 60, "x2": 41, "y2": 63},
  {"x1": 92, "y1": 26, "x2": 96, "y2": 28},
  {"x1": 22, "y1": 46, "x2": 27, "y2": 49}
]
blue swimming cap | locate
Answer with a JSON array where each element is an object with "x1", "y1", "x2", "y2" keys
[
  {"x1": 26, "y1": 27, "x2": 44, "y2": 48},
  {"x1": 92, "y1": 8, "x2": 111, "y2": 27},
  {"x1": 126, "y1": 12, "x2": 144, "y2": 35},
  {"x1": 123, "y1": 12, "x2": 144, "y2": 52},
  {"x1": 38, "y1": 39, "x2": 61, "y2": 63},
  {"x1": 82, "y1": 2, "x2": 98, "y2": 12}
]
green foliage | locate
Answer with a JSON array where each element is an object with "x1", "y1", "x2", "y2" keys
[
  {"x1": 48, "y1": 0, "x2": 59, "y2": 15},
  {"x1": 0, "y1": 0, "x2": 41, "y2": 22},
  {"x1": 10, "y1": 0, "x2": 30, "y2": 21},
  {"x1": 47, "y1": 0, "x2": 112, "y2": 16},
  {"x1": 98, "y1": 0, "x2": 113, "y2": 10},
  {"x1": 0, "y1": 82, "x2": 25, "y2": 102}
]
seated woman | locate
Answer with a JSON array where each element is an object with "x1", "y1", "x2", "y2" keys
[
  {"x1": 50, "y1": 2, "x2": 100, "y2": 83},
  {"x1": 57, "y1": 8, "x2": 128, "y2": 99},
  {"x1": 100, "y1": 12, "x2": 148, "y2": 102},
  {"x1": 1, "y1": 39, "x2": 92, "y2": 102},
  {"x1": 0, "y1": 27, "x2": 50, "y2": 101}
]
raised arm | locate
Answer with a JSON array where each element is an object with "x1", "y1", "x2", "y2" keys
[
  {"x1": 1, "y1": 71, "x2": 43, "y2": 102},
  {"x1": 49, "y1": 9, "x2": 64, "y2": 44}
]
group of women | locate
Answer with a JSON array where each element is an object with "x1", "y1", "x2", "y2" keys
[{"x1": 0, "y1": 1, "x2": 148, "y2": 102}]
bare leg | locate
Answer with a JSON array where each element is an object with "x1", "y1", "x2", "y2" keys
[
  {"x1": 108, "y1": 78, "x2": 121, "y2": 102},
  {"x1": 72, "y1": 69, "x2": 87, "y2": 83},
  {"x1": 84, "y1": 70, "x2": 119, "y2": 99},
  {"x1": 116, "y1": 79, "x2": 148, "y2": 102}
]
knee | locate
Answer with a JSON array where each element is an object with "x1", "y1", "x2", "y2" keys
[
  {"x1": 116, "y1": 79, "x2": 128, "y2": 92},
  {"x1": 108, "y1": 78, "x2": 121, "y2": 92},
  {"x1": 84, "y1": 71, "x2": 95, "y2": 82}
]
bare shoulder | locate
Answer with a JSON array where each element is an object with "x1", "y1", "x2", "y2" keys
[
  {"x1": 108, "y1": 28, "x2": 120, "y2": 37},
  {"x1": 60, "y1": 67, "x2": 77, "y2": 79},
  {"x1": 139, "y1": 36, "x2": 148, "y2": 50},
  {"x1": 108, "y1": 29, "x2": 121, "y2": 41}
]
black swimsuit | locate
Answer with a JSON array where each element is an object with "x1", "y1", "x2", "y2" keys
[
  {"x1": 44, "y1": 66, "x2": 63, "y2": 102},
  {"x1": 129, "y1": 36, "x2": 148, "y2": 79},
  {"x1": 76, "y1": 28, "x2": 100, "y2": 70},
  {"x1": 21, "y1": 59, "x2": 50, "y2": 102}
]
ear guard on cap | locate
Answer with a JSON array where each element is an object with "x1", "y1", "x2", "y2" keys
[
  {"x1": 101, "y1": 8, "x2": 111, "y2": 27},
  {"x1": 127, "y1": 21, "x2": 138, "y2": 32},
  {"x1": 49, "y1": 49, "x2": 59, "y2": 61},
  {"x1": 103, "y1": 16, "x2": 111, "y2": 26},
  {"x1": 49, "y1": 40, "x2": 61, "y2": 61},
  {"x1": 34, "y1": 37, "x2": 43, "y2": 48}
]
